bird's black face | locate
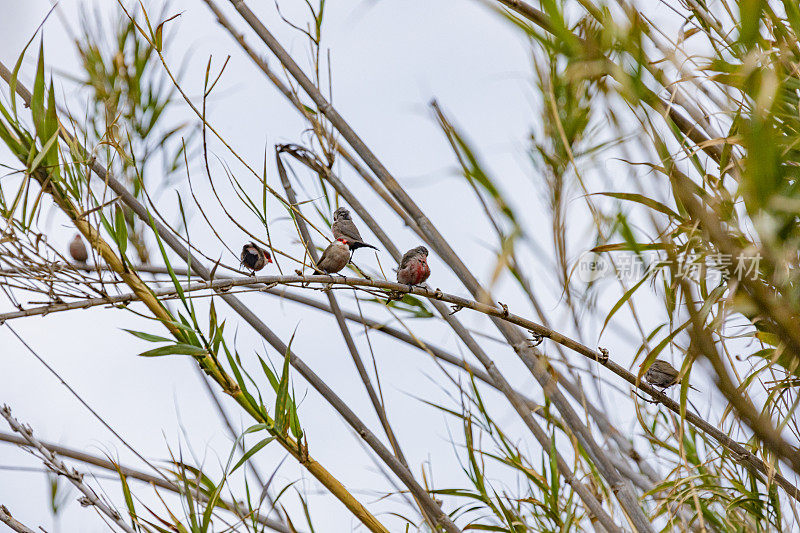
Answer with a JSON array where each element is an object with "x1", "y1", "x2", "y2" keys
[{"x1": 334, "y1": 207, "x2": 350, "y2": 221}]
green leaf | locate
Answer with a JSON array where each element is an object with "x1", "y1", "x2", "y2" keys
[
  {"x1": 9, "y1": 29, "x2": 39, "y2": 119},
  {"x1": 154, "y1": 23, "x2": 164, "y2": 52},
  {"x1": 148, "y1": 213, "x2": 186, "y2": 317},
  {"x1": 599, "y1": 273, "x2": 649, "y2": 339},
  {"x1": 784, "y1": 0, "x2": 800, "y2": 40},
  {"x1": 739, "y1": 0, "x2": 766, "y2": 47},
  {"x1": 275, "y1": 327, "x2": 298, "y2": 433},
  {"x1": 28, "y1": 130, "x2": 59, "y2": 174},
  {"x1": 42, "y1": 82, "x2": 59, "y2": 181},
  {"x1": 30, "y1": 39, "x2": 46, "y2": 138},
  {"x1": 596, "y1": 192, "x2": 680, "y2": 219},
  {"x1": 381, "y1": 294, "x2": 433, "y2": 318},
  {"x1": 115, "y1": 205, "x2": 128, "y2": 256},
  {"x1": 230, "y1": 436, "x2": 275, "y2": 474},
  {"x1": 138, "y1": 343, "x2": 207, "y2": 357},
  {"x1": 112, "y1": 465, "x2": 138, "y2": 529},
  {"x1": 274, "y1": 347, "x2": 292, "y2": 433},
  {"x1": 123, "y1": 329, "x2": 174, "y2": 343},
  {"x1": 591, "y1": 242, "x2": 670, "y2": 253}
]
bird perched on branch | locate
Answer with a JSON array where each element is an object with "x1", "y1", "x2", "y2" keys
[
  {"x1": 240, "y1": 242, "x2": 272, "y2": 274},
  {"x1": 69, "y1": 234, "x2": 88, "y2": 264},
  {"x1": 643, "y1": 359, "x2": 698, "y2": 391},
  {"x1": 397, "y1": 246, "x2": 430, "y2": 287},
  {"x1": 315, "y1": 238, "x2": 350, "y2": 275},
  {"x1": 331, "y1": 207, "x2": 377, "y2": 255}
]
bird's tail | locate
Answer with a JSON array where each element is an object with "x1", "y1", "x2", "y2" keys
[{"x1": 349, "y1": 242, "x2": 378, "y2": 251}]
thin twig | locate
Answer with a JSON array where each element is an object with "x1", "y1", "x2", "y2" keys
[
  {"x1": 0, "y1": 430, "x2": 293, "y2": 533},
  {"x1": 0, "y1": 505, "x2": 37, "y2": 533},
  {"x1": 0, "y1": 405, "x2": 137, "y2": 533}
]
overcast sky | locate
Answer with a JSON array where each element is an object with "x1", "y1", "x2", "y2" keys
[{"x1": 0, "y1": 1, "x2": 696, "y2": 531}]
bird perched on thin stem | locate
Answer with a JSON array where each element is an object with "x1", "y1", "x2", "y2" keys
[
  {"x1": 331, "y1": 207, "x2": 377, "y2": 255},
  {"x1": 240, "y1": 242, "x2": 272, "y2": 274},
  {"x1": 397, "y1": 246, "x2": 430, "y2": 287},
  {"x1": 643, "y1": 359, "x2": 698, "y2": 391},
  {"x1": 69, "y1": 234, "x2": 88, "y2": 264},
  {"x1": 315, "y1": 238, "x2": 350, "y2": 275}
]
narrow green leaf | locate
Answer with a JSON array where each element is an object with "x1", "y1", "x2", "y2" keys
[
  {"x1": 599, "y1": 273, "x2": 649, "y2": 339},
  {"x1": 231, "y1": 436, "x2": 276, "y2": 474},
  {"x1": 31, "y1": 39, "x2": 46, "y2": 138},
  {"x1": 138, "y1": 343, "x2": 207, "y2": 357},
  {"x1": 123, "y1": 329, "x2": 174, "y2": 343},
  {"x1": 591, "y1": 242, "x2": 670, "y2": 253},
  {"x1": 115, "y1": 205, "x2": 128, "y2": 256},
  {"x1": 9, "y1": 30, "x2": 39, "y2": 119},
  {"x1": 28, "y1": 130, "x2": 59, "y2": 174},
  {"x1": 43, "y1": 82, "x2": 59, "y2": 181},
  {"x1": 596, "y1": 192, "x2": 680, "y2": 219}
]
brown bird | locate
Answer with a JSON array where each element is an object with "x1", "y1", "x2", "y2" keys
[
  {"x1": 240, "y1": 242, "x2": 272, "y2": 274},
  {"x1": 331, "y1": 207, "x2": 377, "y2": 254},
  {"x1": 397, "y1": 246, "x2": 430, "y2": 287},
  {"x1": 69, "y1": 234, "x2": 88, "y2": 263},
  {"x1": 316, "y1": 238, "x2": 351, "y2": 274},
  {"x1": 643, "y1": 359, "x2": 697, "y2": 390}
]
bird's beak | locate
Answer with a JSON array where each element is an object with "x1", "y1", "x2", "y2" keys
[{"x1": 268, "y1": 257, "x2": 273, "y2": 263}]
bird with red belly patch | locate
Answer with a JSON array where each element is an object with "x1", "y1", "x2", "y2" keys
[{"x1": 397, "y1": 246, "x2": 430, "y2": 288}]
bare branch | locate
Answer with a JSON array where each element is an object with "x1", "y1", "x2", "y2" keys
[
  {"x1": 0, "y1": 505, "x2": 37, "y2": 533},
  {"x1": 0, "y1": 430, "x2": 293, "y2": 533},
  {"x1": 0, "y1": 405, "x2": 137, "y2": 533}
]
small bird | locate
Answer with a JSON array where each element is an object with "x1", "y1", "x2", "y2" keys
[
  {"x1": 644, "y1": 359, "x2": 697, "y2": 390},
  {"x1": 331, "y1": 207, "x2": 378, "y2": 254},
  {"x1": 397, "y1": 246, "x2": 430, "y2": 287},
  {"x1": 240, "y1": 242, "x2": 272, "y2": 274},
  {"x1": 69, "y1": 234, "x2": 88, "y2": 264},
  {"x1": 315, "y1": 238, "x2": 351, "y2": 274}
]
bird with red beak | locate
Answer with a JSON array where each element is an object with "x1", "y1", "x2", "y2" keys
[
  {"x1": 240, "y1": 242, "x2": 272, "y2": 274},
  {"x1": 397, "y1": 246, "x2": 430, "y2": 287},
  {"x1": 331, "y1": 207, "x2": 378, "y2": 256},
  {"x1": 69, "y1": 234, "x2": 88, "y2": 264},
  {"x1": 315, "y1": 238, "x2": 351, "y2": 275}
]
